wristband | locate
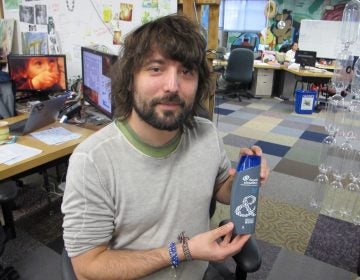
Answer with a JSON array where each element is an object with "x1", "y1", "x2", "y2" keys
[
  {"x1": 168, "y1": 241, "x2": 180, "y2": 268},
  {"x1": 178, "y1": 231, "x2": 192, "y2": 261}
]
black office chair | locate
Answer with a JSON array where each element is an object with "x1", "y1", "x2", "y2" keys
[
  {"x1": 61, "y1": 197, "x2": 261, "y2": 280},
  {"x1": 0, "y1": 78, "x2": 16, "y2": 119},
  {"x1": 216, "y1": 48, "x2": 254, "y2": 102},
  {"x1": 0, "y1": 180, "x2": 20, "y2": 280}
]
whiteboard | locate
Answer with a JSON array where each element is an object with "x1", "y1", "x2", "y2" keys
[
  {"x1": 2, "y1": 0, "x2": 177, "y2": 79},
  {"x1": 299, "y1": 19, "x2": 360, "y2": 59}
]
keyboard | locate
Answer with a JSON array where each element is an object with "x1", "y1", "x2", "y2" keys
[{"x1": 9, "y1": 119, "x2": 26, "y2": 133}]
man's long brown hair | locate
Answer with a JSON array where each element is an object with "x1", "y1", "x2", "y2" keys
[{"x1": 111, "y1": 14, "x2": 211, "y2": 127}]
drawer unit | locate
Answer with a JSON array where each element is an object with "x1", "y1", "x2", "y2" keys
[{"x1": 251, "y1": 68, "x2": 274, "y2": 97}]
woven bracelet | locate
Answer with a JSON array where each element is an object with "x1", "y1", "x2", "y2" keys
[
  {"x1": 168, "y1": 241, "x2": 180, "y2": 268},
  {"x1": 178, "y1": 231, "x2": 193, "y2": 261}
]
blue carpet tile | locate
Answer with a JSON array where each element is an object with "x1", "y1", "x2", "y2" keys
[
  {"x1": 215, "y1": 107, "x2": 234, "y2": 116},
  {"x1": 254, "y1": 140, "x2": 291, "y2": 158},
  {"x1": 300, "y1": 130, "x2": 328, "y2": 143}
]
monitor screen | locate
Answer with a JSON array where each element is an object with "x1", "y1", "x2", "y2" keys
[
  {"x1": 7, "y1": 54, "x2": 68, "y2": 96},
  {"x1": 81, "y1": 47, "x2": 118, "y2": 118},
  {"x1": 295, "y1": 50, "x2": 317, "y2": 69}
]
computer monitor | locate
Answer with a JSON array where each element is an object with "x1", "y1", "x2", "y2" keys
[
  {"x1": 81, "y1": 47, "x2": 118, "y2": 118},
  {"x1": 295, "y1": 50, "x2": 317, "y2": 69},
  {"x1": 7, "y1": 54, "x2": 68, "y2": 99}
]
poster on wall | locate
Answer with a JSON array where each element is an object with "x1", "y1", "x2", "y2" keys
[
  {"x1": 0, "y1": 19, "x2": 15, "y2": 60},
  {"x1": 2, "y1": 0, "x2": 177, "y2": 78}
]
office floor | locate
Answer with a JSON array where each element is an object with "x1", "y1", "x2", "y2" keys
[{"x1": 1, "y1": 97, "x2": 359, "y2": 280}]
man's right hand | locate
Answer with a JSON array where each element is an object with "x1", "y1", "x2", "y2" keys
[{"x1": 188, "y1": 222, "x2": 250, "y2": 262}]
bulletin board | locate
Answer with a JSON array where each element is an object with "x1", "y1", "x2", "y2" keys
[
  {"x1": 2, "y1": 0, "x2": 177, "y2": 79},
  {"x1": 299, "y1": 19, "x2": 360, "y2": 60}
]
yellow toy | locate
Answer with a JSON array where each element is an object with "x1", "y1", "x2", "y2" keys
[{"x1": 259, "y1": 27, "x2": 276, "y2": 50}]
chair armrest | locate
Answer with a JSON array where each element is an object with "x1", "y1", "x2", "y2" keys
[{"x1": 219, "y1": 219, "x2": 262, "y2": 273}]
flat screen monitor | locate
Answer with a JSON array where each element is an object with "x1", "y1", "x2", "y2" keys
[
  {"x1": 295, "y1": 50, "x2": 317, "y2": 69},
  {"x1": 81, "y1": 47, "x2": 118, "y2": 118},
  {"x1": 7, "y1": 54, "x2": 68, "y2": 98}
]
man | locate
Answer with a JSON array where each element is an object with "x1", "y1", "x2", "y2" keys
[
  {"x1": 285, "y1": 42, "x2": 298, "y2": 63},
  {"x1": 62, "y1": 14, "x2": 269, "y2": 280},
  {"x1": 240, "y1": 37, "x2": 252, "y2": 48}
]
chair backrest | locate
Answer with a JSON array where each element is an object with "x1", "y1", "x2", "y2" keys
[
  {"x1": 224, "y1": 48, "x2": 254, "y2": 83},
  {"x1": 0, "y1": 79, "x2": 15, "y2": 119}
]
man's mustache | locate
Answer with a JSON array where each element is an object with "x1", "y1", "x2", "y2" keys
[{"x1": 151, "y1": 93, "x2": 185, "y2": 107}]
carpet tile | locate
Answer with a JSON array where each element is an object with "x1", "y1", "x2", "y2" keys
[
  {"x1": 214, "y1": 107, "x2": 234, "y2": 116},
  {"x1": 222, "y1": 134, "x2": 257, "y2": 148},
  {"x1": 256, "y1": 196, "x2": 318, "y2": 254},
  {"x1": 232, "y1": 126, "x2": 268, "y2": 141},
  {"x1": 227, "y1": 110, "x2": 259, "y2": 121},
  {"x1": 253, "y1": 140, "x2": 291, "y2": 157},
  {"x1": 285, "y1": 139, "x2": 321, "y2": 166},
  {"x1": 278, "y1": 119, "x2": 311, "y2": 130},
  {"x1": 262, "y1": 132, "x2": 299, "y2": 147},
  {"x1": 306, "y1": 214, "x2": 360, "y2": 274},
  {"x1": 273, "y1": 157, "x2": 318, "y2": 181},
  {"x1": 271, "y1": 125, "x2": 304, "y2": 138},
  {"x1": 300, "y1": 130, "x2": 328, "y2": 143}
]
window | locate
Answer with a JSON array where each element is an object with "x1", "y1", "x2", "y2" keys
[{"x1": 221, "y1": 0, "x2": 267, "y2": 32}]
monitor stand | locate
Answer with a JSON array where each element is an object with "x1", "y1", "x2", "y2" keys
[{"x1": 83, "y1": 106, "x2": 111, "y2": 126}]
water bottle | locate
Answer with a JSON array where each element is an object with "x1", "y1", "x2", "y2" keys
[
  {"x1": 340, "y1": 0, "x2": 360, "y2": 49},
  {"x1": 351, "y1": 57, "x2": 360, "y2": 99}
]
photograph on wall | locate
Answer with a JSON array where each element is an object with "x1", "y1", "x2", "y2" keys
[
  {"x1": 35, "y1": 5, "x2": 47, "y2": 25},
  {"x1": 0, "y1": 19, "x2": 15, "y2": 60},
  {"x1": 142, "y1": 0, "x2": 158, "y2": 9},
  {"x1": 119, "y1": 3, "x2": 133, "y2": 22},
  {"x1": 21, "y1": 32, "x2": 48, "y2": 54},
  {"x1": 19, "y1": 5, "x2": 35, "y2": 24},
  {"x1": 4, "y1": 0, "x2": 19, "y2": 10}
]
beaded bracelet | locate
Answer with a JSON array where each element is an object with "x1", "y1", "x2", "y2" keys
[
  {"x1": 168, "y1": 241, "x2": 180, "y2": 268},
  {"x1": 178, "y1": 231, "x2": 192, "y2": 261}
]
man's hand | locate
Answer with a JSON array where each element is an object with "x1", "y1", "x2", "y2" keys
[
  {"x1": 188, "y1": 222, "x2": 250, "y2": 262},
  {"x1": 239, "y1": 145, "x2": 269, "y2": 186}
]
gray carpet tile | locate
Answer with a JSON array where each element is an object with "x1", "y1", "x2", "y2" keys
[
  {"x1": 215, "y1": 115, "x2": 249, "y2": 127},
  {"x1": 228, "y1": 110, "x2": 259, "y2": 121},
  {"x1": 261, "y1": 171, "x2": 315, "y2": 211},
  {"x1": 222, "y1": 134, "x2": 257, "y2": 148},
  {"x1": 307, "y1": 124, "x2": 327, "y2": 134},
  {"x1": 246, "y1": 239, "x2": 282, "y2": 280},
  {"x1": 14, "y1": 246, "x2": 62, "y2": 280},
  {"x1": 281, "y1": 121, "x2": 311, "y2": 133},
  {"x1": 261, "y1": 110, "x2": 288, "y2": 120},
  {"x1": 267, "y1": 248, "x2": 355, "y2": 280},
  {"x1": 273, "y1": 158, "x2": 319, "y2": 181},
  {"x1": 306, "y1": 214, "x2": 360, "y2": 274},
  {"x1": 271, "y1": 125, "x2": 304, "y2": 138},
  {"x1": 215, "y1": 121, "x2": 241, "y2": 133},
  {"x1": 262, "y1": 154, "x2": 282, "y2": 171},
  {"x1": 1, "y1": 228, "x2": 43, "y2": 267},
  {"x1": 285, "y1": 139, "x2": 322, "y2": 166}
]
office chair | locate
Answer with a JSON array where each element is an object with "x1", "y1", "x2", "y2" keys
[
  {"x1": 0, "y1": 180, "x2": 20, "y2": 279},
  {"x1": 216, "y1": 48, "x2": 254, "y2": 102},
  {"x1": 0, "y1": 79, "x2": 16, "y2": 119},
  {"x1": 61, "y1": 197, "x2": 261, "y2": 280}
]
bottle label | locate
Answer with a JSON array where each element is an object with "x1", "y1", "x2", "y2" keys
[{"x1": 230, "y1": 155, "x2": 261, "y2": 234}]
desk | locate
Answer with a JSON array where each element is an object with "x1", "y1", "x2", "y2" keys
[
  {"x1": 212, "y1": 59, "x2": 334, "y2": 100},
  {"x1": 281, "y1": 68, "x2": 333, "y2": 100},
  {"x1": 0, "y1": 115, "x2": 94, "y2": 181}
]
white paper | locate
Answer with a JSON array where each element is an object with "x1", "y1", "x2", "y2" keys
[
  {"x1": 30, "y1": 127, "x2": 81, "y2": 145},
  {"x1": 0, "y1": 143, "x2": 42, "y2": 165}
]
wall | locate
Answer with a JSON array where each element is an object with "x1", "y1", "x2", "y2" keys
[{"x1": 2, "y1": 0, "x2": 177, "y2": 79}]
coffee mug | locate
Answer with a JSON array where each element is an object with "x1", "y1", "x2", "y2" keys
[{"x1": 0, "y1": 121, "x2": 10, "y2": 141}]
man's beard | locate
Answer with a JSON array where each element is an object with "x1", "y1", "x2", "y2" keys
[{"x1": 133, "y1": 92, "x2": 193, "y2": 131}]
